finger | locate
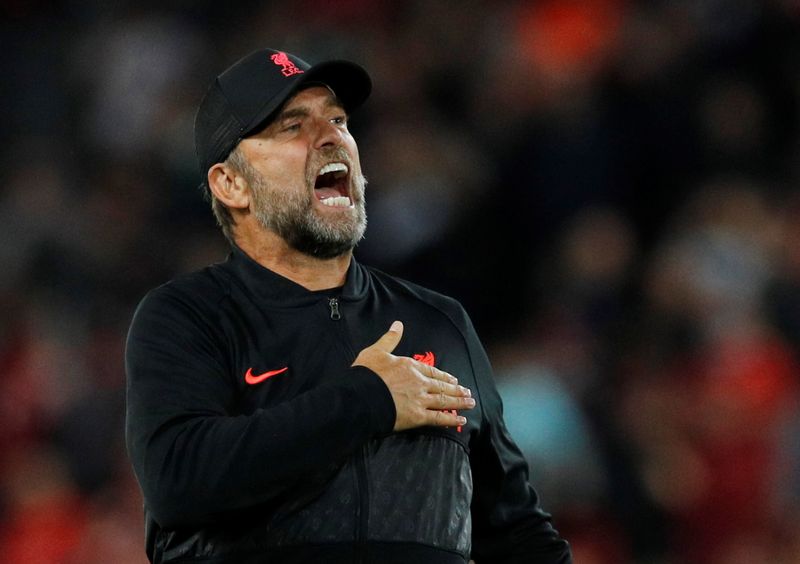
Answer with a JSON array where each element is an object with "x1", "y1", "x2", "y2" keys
[
  {"x1": 419, "y1": 363, "x2": 458, "y2": 385},
  {"x1": 367, "y1": 321, "x2": 404, "y2": 354},
  {"x1": 425, "y1": 380, "x2": 471, "y2": 398},
  {"x1": 429, "y1": 409, "x2": 468, "y2": 428},
  {"x1": 424, "y1": 393, "x2": 476, "y2": 411}
]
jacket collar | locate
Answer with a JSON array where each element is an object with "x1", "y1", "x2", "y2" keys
[{"x1": 221, "y1": 244, "x2": 370, "y2": 305}]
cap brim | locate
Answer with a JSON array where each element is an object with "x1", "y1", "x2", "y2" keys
[{"x1": 241, "y1": 60, "x2": 371, "y2": 137}]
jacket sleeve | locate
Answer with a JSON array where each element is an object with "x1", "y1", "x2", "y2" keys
[
  {"x1": 462, "y1": 313, "x2": 573, "y2": 563},
  {"x1": 124, "y1": 285, "x2": 396, "y2": 529}
]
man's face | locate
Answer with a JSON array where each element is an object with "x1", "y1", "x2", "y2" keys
[{"x1": 237, "y1": 86, "x2": 367, "y2": 259}]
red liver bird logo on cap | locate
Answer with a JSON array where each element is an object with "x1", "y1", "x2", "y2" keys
[{"x1": 270, "y1": 52, "x2": 304, "y2": 77}]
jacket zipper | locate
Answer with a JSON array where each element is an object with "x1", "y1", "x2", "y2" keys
[
  {"x1": 326, "y1": 296, "x2": 369, "y2": 561},
  {"x1": 328, "y1": 297, "x2": 341, "y2": 320}
]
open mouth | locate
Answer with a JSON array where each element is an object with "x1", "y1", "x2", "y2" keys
[{"x1": 314, "y1": 162, "x2": 352, "y2": 208}]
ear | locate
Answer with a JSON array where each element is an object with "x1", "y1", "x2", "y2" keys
[{"x1": 208, "y1": 163, "x2": 250, "y2": 210}]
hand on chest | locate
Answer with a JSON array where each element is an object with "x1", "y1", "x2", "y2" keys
[{"x1": 230, "y1": 301, "x2": 479, "y2": 437}]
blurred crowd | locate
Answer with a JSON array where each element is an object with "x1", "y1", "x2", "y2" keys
[{"x1": 2, "y1": 1, "x2": 800, "y2": 562}]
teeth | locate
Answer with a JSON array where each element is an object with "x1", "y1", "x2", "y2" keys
[
  {"x1": 318, "y1": 162, "x2": 349, "y2": 177},
  {"x1": 321, "y1": 196, "x2": 352, "y2": 207}
]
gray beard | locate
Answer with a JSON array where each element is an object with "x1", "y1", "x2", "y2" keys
[{"x1": 249, "y1": 168, "x2": 367, "y2": 260}]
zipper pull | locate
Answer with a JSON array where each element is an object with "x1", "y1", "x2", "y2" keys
[{"x1": 328, "y1": 297, "x2": 341, "y2": 320}]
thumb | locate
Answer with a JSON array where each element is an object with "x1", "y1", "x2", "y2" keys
[{"x1": 370, "y1": 320, "x2": 404, "y2": 354}]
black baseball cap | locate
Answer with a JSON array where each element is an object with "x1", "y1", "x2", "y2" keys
[{"x1": 194, "y1": 48, "x2": 372, "y2": 184}]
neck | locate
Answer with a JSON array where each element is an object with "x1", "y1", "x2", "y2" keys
[{"x1": 234, "y1": 228, "x2": 351, "y2": 291}]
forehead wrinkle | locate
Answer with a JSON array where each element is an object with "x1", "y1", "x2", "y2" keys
[
  {"x1": 283, "y1": 87, "x2": 344, "y2": 115},
  {"x1": 323, "y1": 91, "x2": 345, "y2": 110},
  {"x1": 276, "y1": 107, "x2": 310, "y2": 122}
]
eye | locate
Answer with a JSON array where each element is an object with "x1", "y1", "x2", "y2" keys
[
  {"x1": 282, "y1": 122, "x2": 301, "y2": 132},
  {"x1": 330, "y1": 115, "x2": 348, "y2": 126}
]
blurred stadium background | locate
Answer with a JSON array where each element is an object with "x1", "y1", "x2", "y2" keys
[{"x1": 3, "y1": 1, "x2": 800, "y2": 562}]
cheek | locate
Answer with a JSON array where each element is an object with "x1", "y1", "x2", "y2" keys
[
  {"x1": 344, "y1": 133, "x2": 359, "y2": 154},
  {"x1": 260, "y1": 156, "x2": 308, "y2": 187},
  {"x1": 344, "y1": 137, "x2": 362, "y2": 169}
]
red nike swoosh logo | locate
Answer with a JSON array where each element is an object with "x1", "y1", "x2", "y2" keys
[{"x1": 245, "y1": 366, "x2": 288, "y2": 385}]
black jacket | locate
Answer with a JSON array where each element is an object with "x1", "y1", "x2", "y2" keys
[{"x1": 125, "y1": 247, "x2": 571, "y2": 563}]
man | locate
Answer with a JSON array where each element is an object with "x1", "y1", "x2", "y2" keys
[{"x1": 125, "y1": 48, "x2": 572, "y2": 564}]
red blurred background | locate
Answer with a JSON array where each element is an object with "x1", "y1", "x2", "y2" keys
[{"x1": 2, "y1": 1, "x2": 800, "y2": 562}]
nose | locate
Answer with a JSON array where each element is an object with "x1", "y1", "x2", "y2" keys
[{"x1": 312, "y1": 116, "x2": 345, "y2": 150}]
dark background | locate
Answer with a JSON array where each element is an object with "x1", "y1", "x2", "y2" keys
[{"x1": 2, "y1": 1, "x2": 800, "y2": 562}]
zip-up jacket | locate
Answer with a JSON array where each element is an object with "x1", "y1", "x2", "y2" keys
[{"x1": 125, "y1": 246, "x2": 572, "y2": 563}]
